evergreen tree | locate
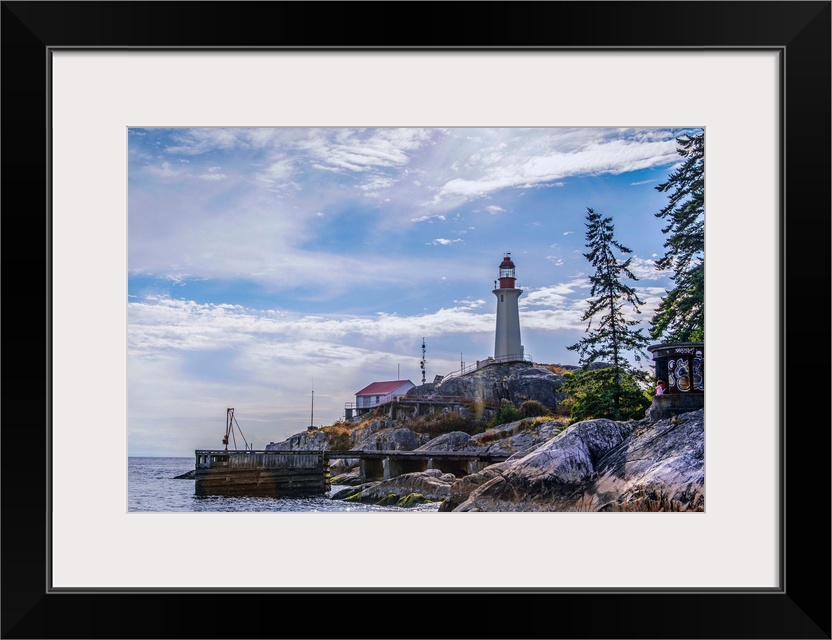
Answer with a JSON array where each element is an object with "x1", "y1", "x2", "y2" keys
[
  {"x1": 567, "y1": 207, "x2": 651, "y2": 419},
  {"x1": 651, "y1": 132, "x2": 705, "y2": 342},
  {"x1": 561, "y1": 367, "x2": 651, "y2": 425}
]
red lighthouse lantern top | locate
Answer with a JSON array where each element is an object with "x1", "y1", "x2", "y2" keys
[{"x1": 498, "y1": 253, "x2": 516, "y2": 289}]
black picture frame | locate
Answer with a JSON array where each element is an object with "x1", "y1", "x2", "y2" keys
[{"x1": 2, "y1": 2, "x2": 829, "y2": 638}]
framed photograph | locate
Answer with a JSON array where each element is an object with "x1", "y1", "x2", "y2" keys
[{"x1": 3, "y1": 2, "x2": 829, "y2": 638}]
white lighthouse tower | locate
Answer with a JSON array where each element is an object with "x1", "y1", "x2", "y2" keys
[{"x1": 493, "y1": 253, "x2": 524, "y2": 361}]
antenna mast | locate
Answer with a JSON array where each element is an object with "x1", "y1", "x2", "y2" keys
[
  {"x1": 310, "y1": 388, "x2": 314, "y2": 428},
  {"x1": 420, "y1": 337, "x2": 426, "y2": 384}
]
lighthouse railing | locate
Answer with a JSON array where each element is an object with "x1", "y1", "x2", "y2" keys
[{"x1": 440, "y1": 353, "x2": 533, "y2": 382}]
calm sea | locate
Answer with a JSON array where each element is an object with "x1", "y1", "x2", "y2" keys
[{"x1": 128, "y1": 456, "x2": 441, "y2": 513}]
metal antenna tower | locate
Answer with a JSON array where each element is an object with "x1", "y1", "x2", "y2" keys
[{"x1": 420, "y1": 337, "x2": 426, "y2": 384}]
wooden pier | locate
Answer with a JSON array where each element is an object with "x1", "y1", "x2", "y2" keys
[
  {"x1": 194, "y1": 449, "x2": 510, "y2": 498},
  {"x1": 194, "y1": 450, "x2": 330, "y2": 498}
]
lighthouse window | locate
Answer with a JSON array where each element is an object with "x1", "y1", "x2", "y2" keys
[{"x1": 501, "y1": 294, "x2": 504, "y2": 302}]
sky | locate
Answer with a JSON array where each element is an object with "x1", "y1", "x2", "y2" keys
[{"x1": 128, "y1": 126, "x2": 702, "y2": 456}]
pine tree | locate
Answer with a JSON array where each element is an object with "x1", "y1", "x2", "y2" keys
[
  {"x1": 651, "y1": 133, "x2": 705, "y2": 342},
  {"x1": 567, "y1": 207, "x2": 651, "y2": 419}
]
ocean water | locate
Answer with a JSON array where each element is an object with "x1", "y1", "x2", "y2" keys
[{"x1": 128, "y1": 456, "x2": 441, "y2": 513}]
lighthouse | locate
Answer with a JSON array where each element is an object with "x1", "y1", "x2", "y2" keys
[{"x1": 493, "y1": 253, "x2": 524, "y2": 361}]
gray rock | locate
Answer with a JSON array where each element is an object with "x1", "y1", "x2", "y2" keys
[
  {"x1": 406, "y1": 361, "x2": 566, "y2": 411},
  {"x1": 469, "y1": 419, "x2": 568, "y2": 458},
  {"x1": 415, "y1": 431, "x2": 475, "y2": 452},
  {"x1": 329, "y1": 469, "x2": 363, "y2": 486},
  {"x1": 352, "y1": 426, "x2": 423, "y2": 451},
  {"x1": 341, "y1": 470, "x2": 452, "y2": 504},
  {"x1": 329, "y1": 482, "x2": 378, "y2": 500},
  {"x1": 439, "y1": 463, "x2": 509, "y2": 511},
  {"x1": 449, "y1": 410, "x2": 704, "y2": 512},
  {"x1": 265, "y1": 429, "x2": 331, "y2": 451}
]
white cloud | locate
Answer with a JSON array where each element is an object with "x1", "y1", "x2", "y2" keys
[
  {"x1": 302, "y1": 128, "x2": 434, "y2": 173},
  {"x1": 627, "y1": 255, "x2": 673, "y2": 281},
  {"x1": 521, "y1": 280, "x2": 585, "y2": 308},
  {"x1": 145, "y1": 161, "x2": 180, "y2": 179},
  {"x1": 431, "y1": 238, "x2": 463, "y2": 246},
  {"x1": 411, "y1": 214, "x2": 446, "y2": 223},
  {"x1": 359, "y1": 175, "x2": 396, "y2": 196},
  {"x1": 254, "y1": 157, "x2": 295, "y2": 190},
  {"x1": 165, "y1": 128, "x2": 248, "y2": 155},
  {"x1": 431, "y1": 129, "x2": 680, "y2": 206},
  {"x1": 452, "y1": 298, "x2": 486, "y2": 309},
  {"x1": 485, "y1": 205, "x2": 505, "y2": 214}
]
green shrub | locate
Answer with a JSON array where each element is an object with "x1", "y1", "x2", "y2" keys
[
  {"x1": 519, "y1": 399, "x2": 552, "y2": 418},
  {"x1": 487, "y1": 399, "x2": 521, "y2": 428},
  {"x1": 561, "y1": 367, "x2": 650, "y2": 424}
]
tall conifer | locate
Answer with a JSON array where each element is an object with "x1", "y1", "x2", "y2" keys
[
  {"x1": 651, "y1": 133, "x2": 705, "y2": 342},
  {"x1": 567, "y1": 208, "x2": 650, "y2": 419}
]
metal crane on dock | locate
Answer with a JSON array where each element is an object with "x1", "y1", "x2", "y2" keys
[{"x1": 222, "y1": 407, "x2": 250, "y2": 451}]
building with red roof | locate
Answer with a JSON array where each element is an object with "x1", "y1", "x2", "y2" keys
[{"x1": 346, "y1": 379, "x2": 415, "y2": 420}]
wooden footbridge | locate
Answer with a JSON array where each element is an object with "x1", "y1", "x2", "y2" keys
[{"x1": 193, "y1": 448, "x2": 510, "y2": 498}]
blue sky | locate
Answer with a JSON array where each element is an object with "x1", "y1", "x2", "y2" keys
[{"x1": 128, "y1": 126, "x2": 701, "y2": 456}]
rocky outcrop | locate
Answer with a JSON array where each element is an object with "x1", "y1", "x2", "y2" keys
[
  {"x1": 415, "y1": 431, "x2": 476, "y2": 452},
  {"x1": 470, "y1": 419, "x2": 567, "y2": 457},
  {"x1": 406, "y1": 361, "x2": 566, "y2": 411},
  {"x1": 333, "y1": 469, "x2": 454, "y2": 506},
  {"x1": 352, "y1": 425, "x2": 427, "y2": 451},
  {"x1": 437, "y1": 463, "x2": 509, "y2": 512},
  {"x1": 265, "y1": 428, "x2": 331, "y2": 451},
  {"x1": 445, "y1": 409, "x2": 704, "y2": 512}
]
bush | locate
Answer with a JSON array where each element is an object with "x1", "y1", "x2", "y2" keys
[
  {"x1": 487, "y1": 399, "x2": 521, "y2": 428},
  {"x1": 519, "y1": 399, "x2": 552, "y2": 418},
  {"x1": 546, "y1": 364, "x2": 574, "y2": 376},
  {"x1": 555, "y1": 396, "x2": 574, "y2": 418},
  {"x1": 561, "y1": 367, "x2": 651, "y2": 424},
  {"x1": 321, "y1": 423, "x2": 353, "y2": 451}
]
